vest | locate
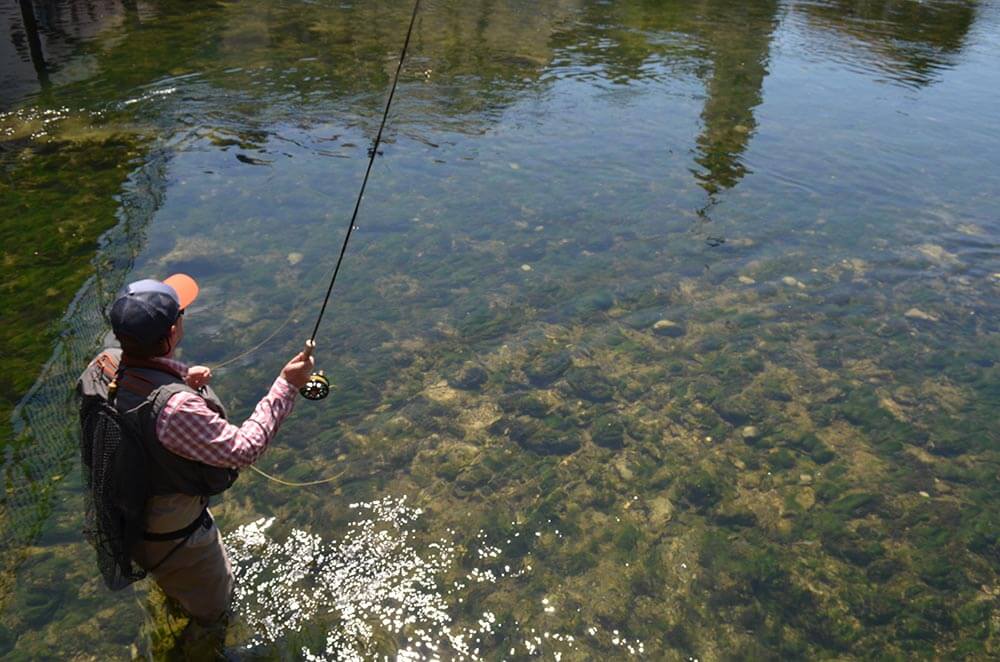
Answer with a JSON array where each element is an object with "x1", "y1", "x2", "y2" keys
[{"x1": 78, "y1": 348, "x2": 238, "y2": 497}]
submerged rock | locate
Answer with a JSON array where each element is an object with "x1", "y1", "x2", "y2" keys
[
  {"x1": 904, "y1": 308, "x2": 939, "y2": 322},
  {"x1": 448, "y1": 363, "x2": 488, "y2": 390},
  {"x1": 565, "y1": 366, "x2": 615, "y2": 402},
  {"x1": 525, "y1": 350, "x2": 571, "y2": 387},
  {"x1": 781, "y1": 276, "x2": 806, "y2": 289},
  {"x1": 494, "y1": 416, "x2": 580, "y2": 455},
  {"x1": 647, "y1": 495, "x2": 674, "y2": 528},
  {"x1": 498, "y1": 393, "x2": 549, "y2": 418},
  {"x1": 916, "y1": 243, "x2": 960, "y2": 267},
  {"x1": 652, "y1": 320, "x2": 686, "y2": 338},
  {"x1": 794, "y1": 488, "x2": 816, "y2": 510},
  {"x1": 591, "y1": 414, "x2": 625, "y2": 449}
]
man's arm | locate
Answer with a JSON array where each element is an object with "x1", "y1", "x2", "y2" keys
[
  {"x1": 155, "y1": 348, "x2": 315, "y2": 469},
  {"x1": 156, "y1": 377, "x2": 297, "y2": 469}
]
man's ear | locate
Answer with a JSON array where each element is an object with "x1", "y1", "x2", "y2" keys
[{"x1": 158, "y1": 330, "x2": 175, "y2": 356}]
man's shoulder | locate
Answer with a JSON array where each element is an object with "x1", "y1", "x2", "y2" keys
[
  {"x1": 160, "y1": 388, "x2": 209, "y2": 413},
  {"x1": 158, "y1": 386, "x2": 227, "y2": 425}
]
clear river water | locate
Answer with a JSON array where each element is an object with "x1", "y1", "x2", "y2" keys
[{"x1": 1, "y1": 0, "x2": 999, "y2": 659}]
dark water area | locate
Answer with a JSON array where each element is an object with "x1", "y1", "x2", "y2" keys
[{"x1": 1, "y1": 0, "x2": 999, "y2": 658}]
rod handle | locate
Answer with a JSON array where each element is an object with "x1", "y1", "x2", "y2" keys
[{"x1": 303, "y1": 339, "x2": 316, "y2": 359}]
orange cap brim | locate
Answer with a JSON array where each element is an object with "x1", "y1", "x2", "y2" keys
[{"x1": 163, "y1": 273, "x2": 199, "y2": 309}]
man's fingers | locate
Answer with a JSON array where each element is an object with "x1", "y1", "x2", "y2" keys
[{"x1": 288, "y1": 354, "x2": 315, "y2": 368}]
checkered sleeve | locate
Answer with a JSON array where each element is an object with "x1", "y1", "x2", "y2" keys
[{"x1": 155, "y1": 377, "x2": 298, "y2": 469}]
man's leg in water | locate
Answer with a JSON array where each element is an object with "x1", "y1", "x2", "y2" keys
[{"x1": 134, "y1": 512, "x2": 234, "y2": 655}]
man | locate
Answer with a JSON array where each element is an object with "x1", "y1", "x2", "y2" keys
[{"x1": 81, "y1": 273, "x2": 314, "y2": 654}]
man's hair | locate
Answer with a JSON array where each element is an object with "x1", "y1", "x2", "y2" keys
[{"x1": 116, "y1": 334, "x2": 170, "y2": 359}]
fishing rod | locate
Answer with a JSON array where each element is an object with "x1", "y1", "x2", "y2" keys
[{"x1": 299, "y1": 0, "x2": 422, "y2": 401}]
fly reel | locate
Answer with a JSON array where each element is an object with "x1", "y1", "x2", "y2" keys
[
  {"x1": 298, "y1": 339, "x2": 329, "y2": 400},
  {"x1": 300, "y1": 370, "x2": 330, "y2": 400}
]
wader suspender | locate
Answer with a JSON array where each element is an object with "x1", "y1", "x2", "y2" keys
[{"x1": 143, "y1": 509, "x2": 213, "y2": 573}]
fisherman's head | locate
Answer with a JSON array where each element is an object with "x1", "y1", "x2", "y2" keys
[{"x1": 109, "y1": 274, "x2": 199, "y2": 358}]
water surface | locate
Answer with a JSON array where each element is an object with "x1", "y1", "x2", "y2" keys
[{"x1": 2, "y1": 0, "x2": 999, "y2": 658}]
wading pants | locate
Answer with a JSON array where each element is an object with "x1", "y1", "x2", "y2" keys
[{"x1": 133, "y1": 495, "x2": 234, "y2": 625}]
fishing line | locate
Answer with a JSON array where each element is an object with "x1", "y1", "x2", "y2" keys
[
  {"x1": 248, "y1": 463, "x2": 348, "y2": 487},
  {"x1": 210, "y1": 309, "x2": 298, "y2": 370}
]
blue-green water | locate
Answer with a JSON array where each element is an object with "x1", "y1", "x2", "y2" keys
[{"x1": 2, "y1": 0, "x2": 999, "y2": 658}]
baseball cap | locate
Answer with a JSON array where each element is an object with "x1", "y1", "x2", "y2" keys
[{"x1": 109, "y1": 274, "x2": 199, "y2": 344}]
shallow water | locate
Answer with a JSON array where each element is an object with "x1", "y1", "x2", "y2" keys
[{"x1": 2, "y1": 0, "x2": 999, "y2": 658}]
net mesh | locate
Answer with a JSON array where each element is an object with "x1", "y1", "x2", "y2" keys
[
  {"x1": 1, "y1": 151, "x2": 168, "y2": 600},
  {"x1": 80, "y1": 401, "x2": 147, "y2": 590}
]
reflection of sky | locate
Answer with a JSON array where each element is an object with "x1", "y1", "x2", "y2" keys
[
  {"x1": 788, "y1": 0, "x2": 981, "y2": 89},
  {"x1": 68, "y1": 0, "x2": 1000, "y2": 301},
  {"x1": 751, "y1": 5, "x2": 1000, "y2": 239}
]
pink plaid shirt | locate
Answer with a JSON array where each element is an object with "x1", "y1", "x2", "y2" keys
[{"x1": 151, "y1": 357, "x2": 297, "y2": 469}]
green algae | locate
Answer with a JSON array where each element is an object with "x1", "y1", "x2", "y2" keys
[{"x1": 0, "y1": 131, "x2": 145, "y2": 445}]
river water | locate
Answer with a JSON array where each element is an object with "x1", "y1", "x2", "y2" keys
[{"x1": 1, "y1": 0, "x2": 999, "y2": 659}]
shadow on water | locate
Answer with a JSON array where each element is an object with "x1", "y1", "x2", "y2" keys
[{"x1": 1, "y1": 0, "x2": 998, "y2": 659}]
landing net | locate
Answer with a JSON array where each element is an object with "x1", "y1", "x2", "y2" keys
[{"x1": 0, "y1": 152, "x2": 168, "y2": 601}]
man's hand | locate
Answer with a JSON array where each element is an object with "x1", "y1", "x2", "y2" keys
[
  {"x1": 281, "y1": 346, "x2": 316, "y2": 390},
  {"x1": 186, "y1": 365, "x2": 212, "y2": 390}
]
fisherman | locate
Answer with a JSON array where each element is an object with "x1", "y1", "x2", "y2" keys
[{"x1": 79, "y1": 273, "x2": 314, "y2": 655}]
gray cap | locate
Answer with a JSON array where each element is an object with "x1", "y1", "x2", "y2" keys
[{"x1": 109, "y1": 274, "x2": 199, "y2": 344}]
